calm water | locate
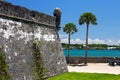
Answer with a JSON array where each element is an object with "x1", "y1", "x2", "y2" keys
[{"x1": 64, "y1": 50, "x2": 120, "y2": 57}]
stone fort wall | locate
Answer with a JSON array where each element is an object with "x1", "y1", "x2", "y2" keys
[
  {"x1": 0, "y1": 1, "x2": 55, "y2": 26},
  {"x1": 0, "y1": 1, "x2": 68, "y2": 80}
]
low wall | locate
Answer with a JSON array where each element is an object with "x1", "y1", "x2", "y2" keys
[{"x1": 65, "y1": 57, "x2": 120, "y2": 64}]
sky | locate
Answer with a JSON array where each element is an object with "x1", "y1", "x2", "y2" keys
[{"x1": 5, "y1": 0, "x2": 120, "y2": 45}]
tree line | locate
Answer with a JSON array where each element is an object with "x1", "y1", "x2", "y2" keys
[{"x1": 61, "y1": 43, "x2": 120, "y2": 50}]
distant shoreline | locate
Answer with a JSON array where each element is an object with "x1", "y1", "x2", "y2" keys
[{"x1": 61, "y1": 43, "x2": 120, "y2": 50}]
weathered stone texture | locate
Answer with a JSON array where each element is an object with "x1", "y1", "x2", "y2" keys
[
  {"x1": 0, "y1": 1, "x2": 68, "y2": 80},
  {"x1": 0, "y1": 17, "x2": 68, "y2": 80},
  {"x1": 0, "y1": 1, "x2": 55, "y2": 26},
  {"x1": 38, "y1": 40, "x2": 68, "y2": 77},
  {"x1": 0, "y1": 18, "x2": 34, "y2": 80}
]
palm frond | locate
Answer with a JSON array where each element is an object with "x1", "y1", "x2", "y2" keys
[
  {"x1": 79, "y1": 12, "x2": 97, "y2": 26},
  {"x1": 63, "y1": 23, "x2": 78, "y2": 34}
]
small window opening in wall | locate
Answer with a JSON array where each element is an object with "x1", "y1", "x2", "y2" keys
[{"x1": 30, "y1": 11, "x2": 36, "y2": 17}]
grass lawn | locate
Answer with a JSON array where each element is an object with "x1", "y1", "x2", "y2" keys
[{"x1": 47, "y1": 72, "x2": 120, "y2": 80}]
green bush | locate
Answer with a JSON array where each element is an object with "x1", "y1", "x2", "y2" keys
[
  {"x1": 0, "y1": 51, "x2": 12, "y2": 80},
  {"x1": 33, "y1": 41, "x2": 46, "y2": 80}
]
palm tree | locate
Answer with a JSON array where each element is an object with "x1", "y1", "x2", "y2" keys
[
  {"x1": 63, "y1": 23, "x2": 77, "y2": 64},
  {"x1": 79, "y1": 12, "x2": 97, "y2": 65}
]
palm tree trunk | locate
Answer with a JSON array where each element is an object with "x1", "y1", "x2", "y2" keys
[
  {"x1": 85, "y1": 24, "x2": 89, "y2": 65},
  {"x1": 68, "y1": 32, "x2": 70, "y2": 64}
]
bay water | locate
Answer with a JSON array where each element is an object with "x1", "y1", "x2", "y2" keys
[{"x1": 64, "y1": 50, "x2": 120, "y2": 57}]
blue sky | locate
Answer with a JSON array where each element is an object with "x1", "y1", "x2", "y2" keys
[{"x1": 5, "y1": 0, "x2": 120, "y2": 45}]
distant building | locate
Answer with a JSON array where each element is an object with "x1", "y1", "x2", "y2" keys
[{"x1": 107, "y1": 47, "x2": 116, "y2": 50}]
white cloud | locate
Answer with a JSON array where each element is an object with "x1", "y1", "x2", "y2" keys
[
  {"x1": 107, "y1": 40, "x2": 115, "y2": 45},
  {"x1": 84, "y1": 38, "x2": 105, "y2": 44},
  {"x1": 117, "y1": 40, "x2": 120, "y2": 44},
  {"x1": 59, "y1": 34, "x2": 67, "y2": 39},
  {"x1": 71, "y1": 39, "x2": 84, "y2": 44},
  {"x1": 60, "y1": 34, "x2": 84, "y2": 44},
  {"x1": 61, "y1": 38, "x2": 84, "y2": 44},
  {"x1": 60, "y1": 37, "x2": 120, "y2": 45},
  {"x1": 61, "y1": 39, "x2": 68, "y2": 43},
  {"x1": 75, "y1": 39, "x2": 84, "y2": 44}
]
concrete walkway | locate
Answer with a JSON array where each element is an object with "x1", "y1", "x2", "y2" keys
[{"x1": 68, "y1": 63, "x2": 120, "y2": 74}]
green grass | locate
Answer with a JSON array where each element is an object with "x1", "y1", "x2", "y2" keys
[{"x1": 47, "y1": 72, "x2": 120, "y2": 80}]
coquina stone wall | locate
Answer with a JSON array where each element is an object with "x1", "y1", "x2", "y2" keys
[{"x1": 0, "y1": 1, "x2": 68, "y2": 80}]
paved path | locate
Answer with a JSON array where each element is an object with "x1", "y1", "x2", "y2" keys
[{"x1": 68, "y1": 63, "x2": 120, "y2": 74}]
